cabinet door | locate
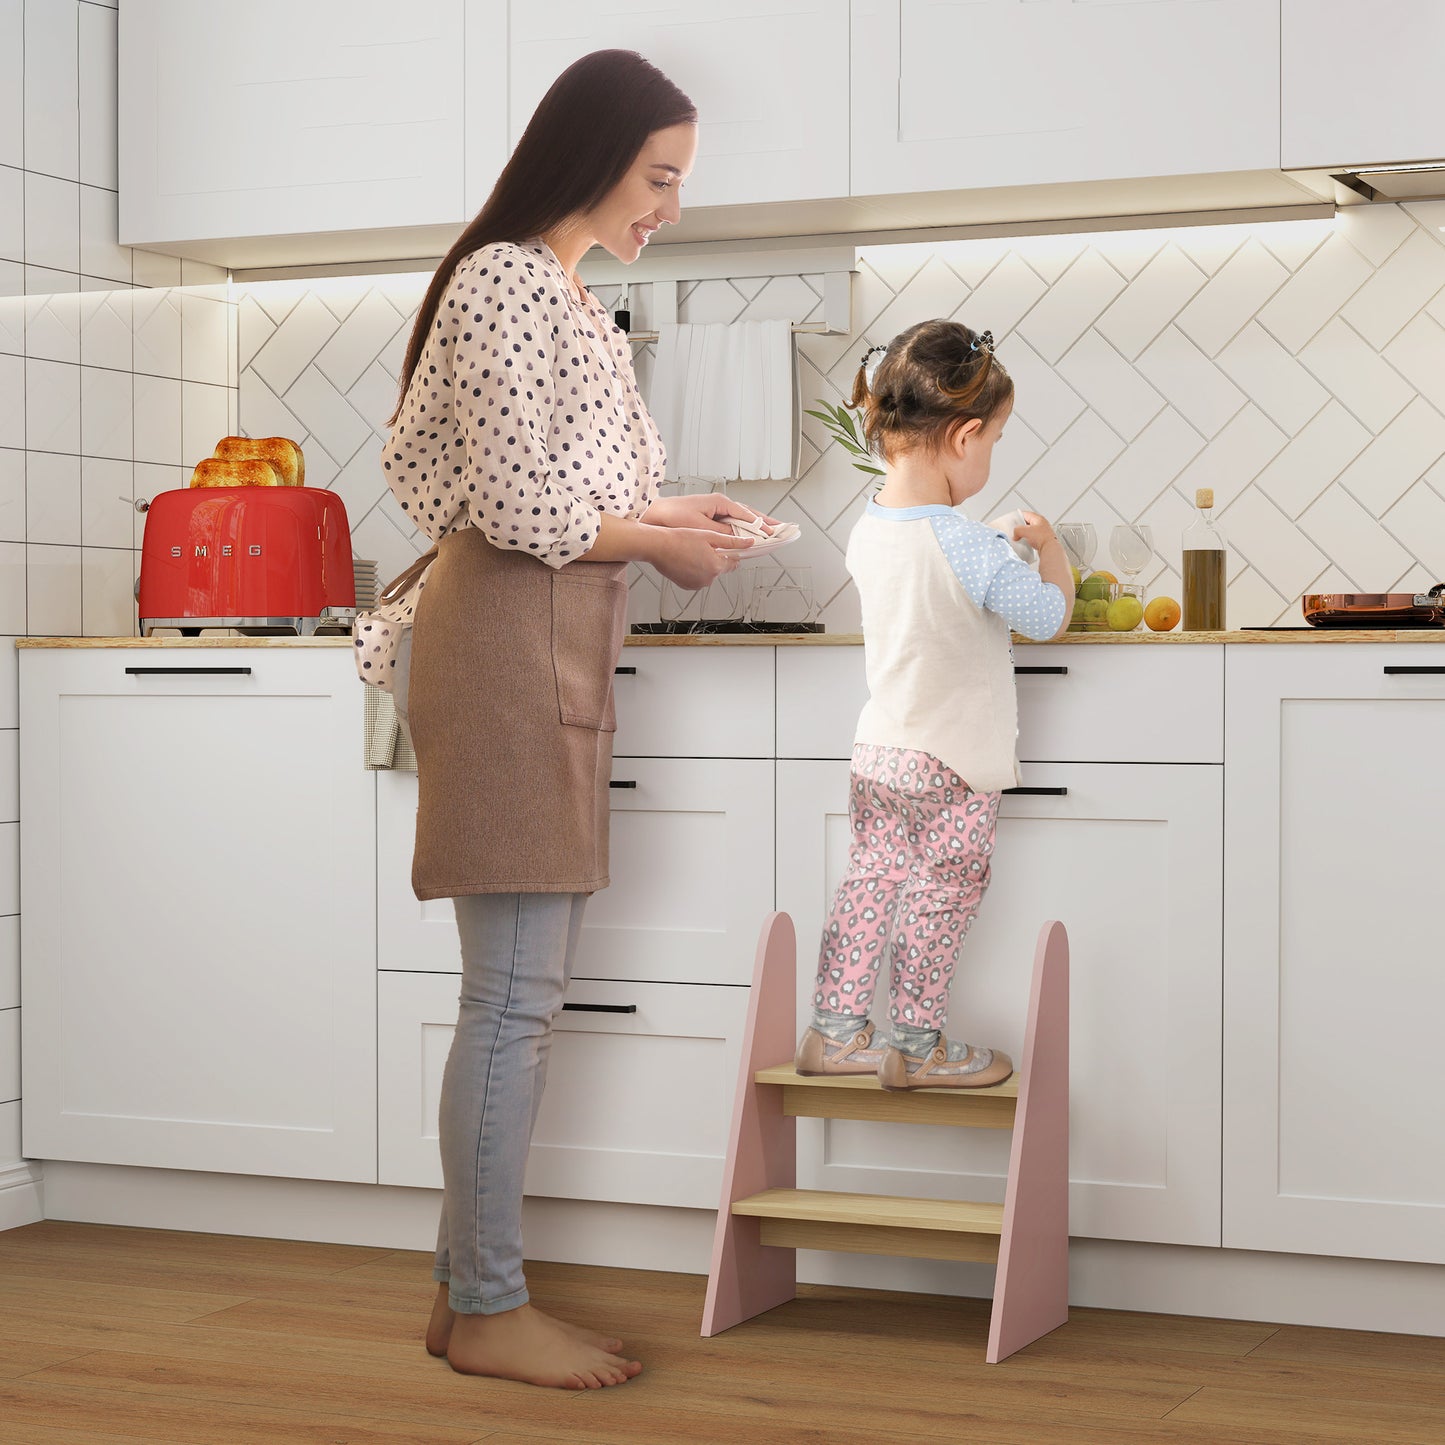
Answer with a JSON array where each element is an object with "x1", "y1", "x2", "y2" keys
[
  {"x1": 1282, "y1": 1, "x2": 1445, "y2": 168},
  {"x1": 850, "y1": 0, "x2": 1280, "y2": 198},
  {"x1": 119, "y1": 0, "x2": 466, "y2": 247},
  {"x1": 19, "y1": 648, "x2": 377, "y2": 1182},
  {"x1": 507, "y1": 3, "x2": 850, "y2": 208},
  {"x1": 778, "y1": 757, "x2": 1223, "y2": 1246},
  {"x1": 380, "y1": 757, "x2": 775, "y2": 986},
  {"x1": 378, "y1": 970, "x2": 748, "y2": 1205},
  {"x1": 1224, "y1": 646, "x2": 1445, "y2": 1263},
  {"x1": 614, "y1": 646, "x2": 774, "y2": 759}
]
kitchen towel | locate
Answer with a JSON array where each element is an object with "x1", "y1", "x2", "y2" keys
[
  {"x1": 648, "y1": 320, "x2": 796, "y2": 482},
  {"x1": 363, "y1": 684, "x2": 417, "y2": 771}
]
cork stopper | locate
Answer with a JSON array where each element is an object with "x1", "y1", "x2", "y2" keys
[{"x1": 1195, "y1": 487, "x2": 1214, "y2": 510}]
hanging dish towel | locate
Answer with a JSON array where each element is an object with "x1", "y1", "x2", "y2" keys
[{"x1": 649, "y1": 320, "x2": 796, "y2": 483}]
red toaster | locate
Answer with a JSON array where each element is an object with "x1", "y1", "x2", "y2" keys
[{"x1": 137, "y1": 486, "x2": 357, "y2": 636}]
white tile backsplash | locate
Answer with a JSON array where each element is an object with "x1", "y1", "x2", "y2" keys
[
  {"x1": 0, "y1": 165, "x2": 23, "y2": 266},
  {"x1": 26, "y1": 541, "x2": 82, "y2": 634},
  {"x1": 79, "y1": 185, "x2": 131, "y2": 283},
  {"x1": 25, "y1": 357, "x2": 81, "y2": 453},
  {"x1": 25, "y1": 449, "x2": 81, "y2": 545},
  {"x1": 0, "y1": 2, "x2": 21, "y2": 173},
  {"x1": 81, "y1": 543, "x2": 137, "y2": 636},
  {"x1": 23, "y1": 172, "x2": 80, "y2": 274},
  {"x1": 77, "y1": 0, "x2": 118, "y2": 189},
  {"x1": 80, "y1": 454, "x2": 132, "y2": 547},
  {"x1": 81, "y1": 363, "x2": 133, "y2": 459},
  {"x1": 22, "y1": 0, "x2": 79, "y2": 182}
]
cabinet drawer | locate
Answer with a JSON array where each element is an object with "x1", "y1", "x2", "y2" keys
[
  {"x1": 378, "y1": 971, "x2": 748, "y2": 1206},
  {"x1": 379, "y1": 758, "x2": 775, "y2": 986},
  {"x1": 778, "y1": 645, "x2": 1224, "y2": 764},
  {"x1": 614, "y1": 646, "x2": 774, "y2": 758}
]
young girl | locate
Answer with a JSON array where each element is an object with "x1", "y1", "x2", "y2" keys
[{"x1": 795, "y1": 320, "x2": 1074, "y2": 1090}]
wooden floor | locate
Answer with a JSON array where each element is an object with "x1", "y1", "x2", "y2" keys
[{"x1": 1, "y1": 1223, "x2": 1443, "y2": 1444}]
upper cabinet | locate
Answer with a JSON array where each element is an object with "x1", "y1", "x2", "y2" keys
[
  {"x1": 1281, "y1": 0, "x2": 1445, "y2": 169},
  {"x1": 120, "y1": 0, "x2": 471, "y2": 257},
  {"x1": 506, "y1": 1, "x2": 851, "y2": 210},
  {"x1": 850, "y1": 0, "x2": 1281, "y2": 198}
]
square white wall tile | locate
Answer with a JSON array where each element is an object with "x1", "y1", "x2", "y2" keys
[
  {"x1": 0, "y1": 447, "x2": 21, "y2": 542},
  {"x1": 0, "y1": 543, "x2": 23, "y2": 633},
  {"x1": 81, "y1": 544, "x2": 137, "y2": 637},
  {"x1": 26, "y1": 449, "x2": 80, "y2": 545},
  {"x1": 132, "y1": 287, "x2": 182, "y2": 377},
  {"x1": 81, "y1": 363, "x2": 133, "y2": 459},
  {"x1": 0, "y1": 1, "x2": 20, "y2": 172},
  {"x1": 180, "y1": 294, "x2": 231, "y2": 386},
  {"x1": 132, "y1": 249, "x2": 182, "y2": 289},
  {"x1": 0, "y1": 355, "x2": 20, "y2": 451},
  {"x1": 0, "y1": 912, "x2": 17, "y2": 1009},
  {"x1": 0, "y1": 166, "x2": 21, "y2": 267},
  {"x1": 23, "y1": 279, "x2": 81, "y2": 365},
  {"x1": 0, "y1": 259, "x2": 22, "y2": 355},
  {"x1": 134, "y1": 373, "x2": 182, "y2": 465},
  {"x1": 80, "y1": 186, "x2": 130, "y2": 284},
  {"x1": 25, "y1": 357, "x2": 81, "y2": 454},
  {"x1": 22, "y1": 0, "x2": 78, "y2": 181},
  {"x1": 78, "y1": 284, "x2": 131, "y2": 370},
  {"x1": 81, "y1": 455, "x2": 133, "y2": 548},
  {"x1": 181, "y1": 381, "x2": 230, "y2": 467},
  {"x1": 78, "y1": 0, "x2": 118, "y2": 189},
  {"x1": 26, "y1": 541, "x2": 82, "y2": 634},
  {"x1": 24, "y1": 171, "x2": 79, "y2": 273}
]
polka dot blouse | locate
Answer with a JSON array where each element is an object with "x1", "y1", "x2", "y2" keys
[{"x1": 384, "y1": 239, "x2": 663, "y2": 562}]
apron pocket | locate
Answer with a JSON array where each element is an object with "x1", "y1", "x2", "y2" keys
[{"x1": 551, "y1": 570, "x2": 627, "y2": 731}]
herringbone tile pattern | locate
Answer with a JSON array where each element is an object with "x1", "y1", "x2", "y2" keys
[{"x1": 236, "y1": 202, "x2": 1445, "y2": 631}]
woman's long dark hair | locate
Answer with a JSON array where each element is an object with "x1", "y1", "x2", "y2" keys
[{"x1": 388, "y1": 49, "x2": 696, "y2": 425}]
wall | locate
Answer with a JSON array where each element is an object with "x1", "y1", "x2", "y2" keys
[
  {"x1": 0, "y1": 0, "x2": 234, "y2": 1226},
  {"x1": 237, "y1": 201, "x2": 1445, "y2": 633}
]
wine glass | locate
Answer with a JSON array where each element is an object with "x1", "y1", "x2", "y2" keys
[
  {"x1": 1109, "y1": 523, "x2": 1153, "y2": 583},
  {"x1": 1057, "y1": 522, "x2": 1097, "y2": 573}
]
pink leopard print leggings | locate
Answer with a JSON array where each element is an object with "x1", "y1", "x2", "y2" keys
[{"x1": 813, "y1": 744, "x2": 1001, "y2": 1032}]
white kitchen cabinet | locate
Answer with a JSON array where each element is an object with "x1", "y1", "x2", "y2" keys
[
  {"x1": 379, "y1": 757, "x2": 775, "y2": 986},
  {"x1": 378, "y1": 969, "x2": 749, "y2": 1205},
  {"x1": 777, "y1": 755, "x2": 1224, "y2": 1247},
  {"x1": 507, "y1": 2, "x2": 851, "y2": 209},
  {"x1": 19, "y1": 647, "x2": 377, "y2": 1182},
  {"x1": 1224, "y1": 646, "x2": 1445, "y2": 1264},
  {"x1": 614, "y1": 646, "x2": 774, "y2": 759},
  {"x1": 1282, "y1": 1, "x2": 1445, "y2": 169},
  {"x1": 777, "y1": 644, "x2": 1224, "y2": 765},
  {"x1": 119, "y1": 0, "x2": 468, "y2": 250},
  {"x1": 850, "y1": 0, "x2": 1281, "y2": 199}
]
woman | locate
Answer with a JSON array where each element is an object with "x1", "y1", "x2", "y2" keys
[{"x1": 382, "y1": 51, "x2": 763, "y2": 1390}]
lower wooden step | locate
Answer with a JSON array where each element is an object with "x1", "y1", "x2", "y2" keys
[{"x1": 732, "y1": 1187, "x2": 1003, "y2": 1264}]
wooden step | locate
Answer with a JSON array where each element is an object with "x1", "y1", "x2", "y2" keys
[
  {"x1": 733, "y1": 1187, "x2": 1004, "y2": 1264},
  {"x1": 754, "y1": 1062, "x2": 1018, "y2": 1130}
]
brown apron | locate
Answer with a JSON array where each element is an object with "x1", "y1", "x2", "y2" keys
[{"x1": 406, "y1": 528, "x2": 629, "y2": 900}]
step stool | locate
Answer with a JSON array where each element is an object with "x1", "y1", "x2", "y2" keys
[{"x1": 702, "y1": 912, "x2": 1069, "y2": 1364}]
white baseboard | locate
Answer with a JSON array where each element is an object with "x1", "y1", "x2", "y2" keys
[
  {"x1": 37, "y1": 1161, "x2": 1445, "y2": 1338},
  {"x1": 0, "y1": 1161, "x2": 43, "y2": 1232}
]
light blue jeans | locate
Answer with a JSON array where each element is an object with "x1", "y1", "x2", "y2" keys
[{"x1": 395, "y1": 631, "x2": 587, "y2": 1314}]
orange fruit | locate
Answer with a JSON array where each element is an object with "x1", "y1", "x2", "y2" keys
[
  {"x1": 1145, "y1": 596, "x2": 1181, "y2": 631},
  {"x1": 1090, "y1": 569, "x2": 1118, "y2": 586}
]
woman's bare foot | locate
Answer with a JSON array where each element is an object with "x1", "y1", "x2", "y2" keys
[
  {"x1": 425, "y1": 1283, "x2": 623, "y2": 1358},
  {"x1": 445, "y1": 1302, "x2": 642, "y2": 1389}
]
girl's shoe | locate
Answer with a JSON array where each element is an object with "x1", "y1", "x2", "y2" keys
[
  {"x1": 795, "y1": 1020, "x2": 885, "y2": 1076},
  {"x1": 877, "y1": 1037, "x2": 1014, "y2": 1090}
]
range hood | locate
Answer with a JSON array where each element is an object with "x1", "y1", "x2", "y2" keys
[{"x1": 1334, "y1": 161, "x2": 1445, "y2": 202}]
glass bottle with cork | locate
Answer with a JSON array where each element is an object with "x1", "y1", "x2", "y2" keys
[{"x1": 1182, "y1": 487, "x2": 1227, "y2": 630}]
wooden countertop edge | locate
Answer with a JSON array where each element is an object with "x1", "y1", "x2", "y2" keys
[{"x1": 15, "y1": 629, "x2": 1445, "y2": 649}]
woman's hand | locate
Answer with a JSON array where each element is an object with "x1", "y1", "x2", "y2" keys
[
  {"x1": 645, "y1": 526, "x2": 753, "y2": 590},
  {"x1": 642, "y1": 492, "x2": 780, "y2": 535}
]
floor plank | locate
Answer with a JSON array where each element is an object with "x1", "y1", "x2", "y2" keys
[{"x1": 1, "y1": 1224, "x2": 1441, "y2": 1444}]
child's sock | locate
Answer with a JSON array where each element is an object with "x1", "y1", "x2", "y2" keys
[
  {"x1": 888, "y1": 1022, "x2": 983, "y2": 1062},
  {"x1": 810, "y1": 1007, "x2": 871, "y2": 1044}
]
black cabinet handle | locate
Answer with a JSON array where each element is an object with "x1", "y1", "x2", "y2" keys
[
  {"x1": 609, "y1": 780, "x2": 637, "y2": 789},
  {"x1": 562, "y1": 1002, "x2": 638, "y2": 1014},
  {"x1": 1383, "y1": 666, "x2": 1445, "y2": 675},
  {"x1": 1014, "y1": 665, "x2": 1069, "y2": 675},
  {"x1": 1003, "y1": 786, "x2": 1069, "y2": 796},
  {"x1": 614, "y1": 666, "x2": 637, "y2": 675},
  {"x1": 125, "y1": 666, "x2": 253, "y2": 676}
]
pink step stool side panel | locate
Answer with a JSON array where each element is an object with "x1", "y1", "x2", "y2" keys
[
  {"x1": 700, "y1": 912, "x2": 799, "y2": 1337},
  {"x1": 987, "y1": 918, "x2": 1070, "y2": 1363}
]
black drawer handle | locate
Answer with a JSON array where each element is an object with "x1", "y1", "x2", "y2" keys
[
  {"x1": 1014, "y1": 665, "x2": 1069, "y2": 675},
  {"x1": 1003, "y1": 786, "x2": 1069, "y2": 796},
  {"x1": 1383, "y1": 666, "x2": 1445, "y2": 674},
  {"x1": 609, "y1": 780, "x2": 637, "y2": 789},
  {"x1": 562, "y1": 1002, "x2": 638, "y2": 1014},
  {"x1": 614, "y1": 666, "x2": 637, "y2": 675},
  {"x1": 125, "y1": 666, "x2": 253, "y2": 676}
]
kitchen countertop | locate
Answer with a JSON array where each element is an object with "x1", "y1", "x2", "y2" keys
[{"x1": 15, "y1": 629, "x2": 1445, "y2": 648}]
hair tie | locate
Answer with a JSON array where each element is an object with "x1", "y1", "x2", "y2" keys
[
  {"x1": 860, "y1": 343, "x2": 887, "y2": 386},
  {"x1": 969, "y1": 329, "x2": 996, "y2": 356}
]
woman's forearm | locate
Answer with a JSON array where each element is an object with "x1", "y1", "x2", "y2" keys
[{"x1": 579, "y1": 512, "x2": 664, "y2": 566}]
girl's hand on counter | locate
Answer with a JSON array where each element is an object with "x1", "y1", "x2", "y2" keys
[
  {"x1": 644, "y1": 525, "x2": 753, "y2": 589},
  {"x1": 642, "y1": 492, "x2": 780, "y2": 534}
]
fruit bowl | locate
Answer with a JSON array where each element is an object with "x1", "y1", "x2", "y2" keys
[{"x1": 1067, "y1": 571, "x2": 1120, "y2": 631}]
